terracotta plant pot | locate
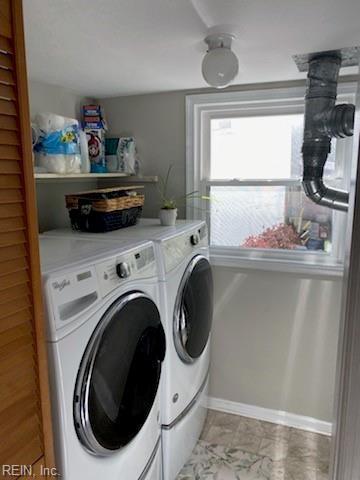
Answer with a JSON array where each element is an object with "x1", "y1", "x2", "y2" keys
[{"x1": 159, "y1": 208, "x2": 177, "y2": 226}]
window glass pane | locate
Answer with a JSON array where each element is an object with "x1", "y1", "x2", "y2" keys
[
  {"x1": 210, "y1": 186, "x2": 332, "y2": 253},
  {"x1": 210, "y1": 115, "x2": 336, "y2": 180}
]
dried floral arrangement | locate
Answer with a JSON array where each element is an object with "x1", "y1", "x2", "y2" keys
[{"x1": 242, "y1": 223, "x2": 302, "y2": 250}]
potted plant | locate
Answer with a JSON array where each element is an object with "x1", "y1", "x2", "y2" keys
[
  {"x1": 159, "y1": 198, "x2": 178, "y2": 226},
  {"x1": 158, "y1": 165, "x2": 208, "y2": 226}
]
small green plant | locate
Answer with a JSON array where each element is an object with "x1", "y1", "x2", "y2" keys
[{"x1": 158, "y1": 165, "x2": 209, "y2": 210}]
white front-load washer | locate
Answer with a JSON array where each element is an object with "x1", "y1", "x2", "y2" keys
[
  {"x1": 43, "y1": 219, "x2": 214, "y2": 479},
  {"x1": 39, "y1": 236, "x2": 166, "y2": 480}
]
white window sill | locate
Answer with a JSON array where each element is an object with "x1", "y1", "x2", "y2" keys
[{"x1": 210, "y1": 253, "x2": 344, "y2": 279}]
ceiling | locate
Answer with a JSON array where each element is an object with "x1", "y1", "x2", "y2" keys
[{"x1": 23, "y1": 0, "x2": 360, "y2": 98}]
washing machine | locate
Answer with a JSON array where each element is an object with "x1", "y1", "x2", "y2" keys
[
  {"x1": 150, "y1": 221, "x2": 213, "y2": 480},
  {"x1": 39, "y1": 235, "x2": 166, "y2": 480},
  {"x1": 43, "y1": 219, "x2": 214, "y2": 479}
]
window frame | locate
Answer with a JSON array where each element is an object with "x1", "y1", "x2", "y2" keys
[{"x1": 186, "y1": 84, "x2": 356, "y2": 277}]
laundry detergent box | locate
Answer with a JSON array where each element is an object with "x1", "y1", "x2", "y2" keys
[
  {"x1": 83, "y1": 104, "x2": 107, "y2": 130},
  {"x1": 83, "y1": 104, "x2": 102, "y2": 116},
  {"x1": 83, "y1": 121, "x2": 104, "y2": 129},
  {"x1": 85, "y1": 128, "x2": 106, "y2": 173},
  {"x1": 83, "y1": 115, "x2": 102, "y2": 129}
]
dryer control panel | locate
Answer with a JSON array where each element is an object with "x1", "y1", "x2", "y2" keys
[
  {"x1": 163, "y1": 224, "x2": 208, "y2": 273},
  {"x1": 96, "y1": 245, "x2": 156, "y2": 298}
]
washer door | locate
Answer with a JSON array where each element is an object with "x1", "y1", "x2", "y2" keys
[
  {"x1": 74, "y1": 292, "x2": 165, "y2": 456},
  {"x1": 173, "y1": 255, "x2": 213, "y2": 364}
]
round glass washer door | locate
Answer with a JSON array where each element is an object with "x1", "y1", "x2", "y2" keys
[
  {"x1": 73, "y1": 292, "x2": 166, "y2": 456},
  {"x1": 173, "y1": 255, "x2": 213, "y2": 364}
]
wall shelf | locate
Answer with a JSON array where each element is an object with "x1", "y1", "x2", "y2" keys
[{"x1": 34, "y1": 173, "x2": 158, "y2": 184}]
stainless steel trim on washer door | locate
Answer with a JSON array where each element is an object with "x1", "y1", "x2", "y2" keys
[
  {"x1": 173, "y1": 255, "x2": 213, "y2": 364},
  {"x1": 73, "y1": 292, "x2": 166, "y2": 456}
]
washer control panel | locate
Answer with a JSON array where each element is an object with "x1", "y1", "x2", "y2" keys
[
  {"x1": 190, "y1": 233, "x2": 200, "y2": 245},
  {"x1": 116, "y1": 262, "x2": 131, "y2": 279},
  {"x1": 96, "y1": 245, "x2": 156, "y2": 297},
  {"x1": 163, "y1": 224, "x2": 208, "y2": 273},
  {"x1": 49, "y1": 267, "x2": 99, "y2": 326}
]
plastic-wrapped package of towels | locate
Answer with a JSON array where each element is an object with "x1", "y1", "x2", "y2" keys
[{"x1": 34, "y1": 113, "x2": 82, "y2": 174}]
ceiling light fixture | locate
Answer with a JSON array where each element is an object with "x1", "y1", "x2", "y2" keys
[{"x1": 202, "y1": 33, "x2": 239, "y2": 88}]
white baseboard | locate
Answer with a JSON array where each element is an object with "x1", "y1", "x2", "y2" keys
[{"x1": 207, "y1": 396, "x2": 332, "y2": 436}]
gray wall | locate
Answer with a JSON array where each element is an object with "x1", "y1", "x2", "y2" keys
[
  {"x1": 30, "y1": 78, "x2": 344, "y2": 421},
  {"x1": 29, "y1": 80, "x2": 86, "y2": 121},
  {"x1": 28, "y1": 80, "x2": 97, "y2": 231},
  {"x1": 101, "y1": 87, "x2": 343, "y2": 422},
  {"x1": 212, "y1": 268, "x2": 341, "y2": 421},
  {"x1": 102, "y1": 91, "x2": 187, "y2": 217}
]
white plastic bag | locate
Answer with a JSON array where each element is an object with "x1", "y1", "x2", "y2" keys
[
  {"x1": 123, "y1": 138, "x2": 136, "y2": 174},
  {"x1": 37, "y1": 153, "x2": 81, "y2": 174},
  {"x1": 34, "y1": 113, "x2": 81, "y2": 174}
]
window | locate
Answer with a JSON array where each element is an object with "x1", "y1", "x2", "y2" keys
[
  {"x1": 210, "y1": 114, "x2": 335, "y2": 252},
  {"x1": 186, "y1": 86, "x2": 355, "y2": 275}
]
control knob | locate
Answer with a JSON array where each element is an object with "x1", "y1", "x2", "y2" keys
[
  {"x1": 190, "y1": 233, "x2": 200, "y2": 246},
  {"x1": 116, "y1": 262, "x2": 131, "y2": 279}
]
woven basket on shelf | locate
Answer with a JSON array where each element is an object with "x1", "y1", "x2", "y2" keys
[{"x1": 65, "y1": 186, "x2": 145, "y2": 232}]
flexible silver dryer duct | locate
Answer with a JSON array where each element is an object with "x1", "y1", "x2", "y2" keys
[{"x1": 300, "y1": 51, "x2": 356, "y2": 212}]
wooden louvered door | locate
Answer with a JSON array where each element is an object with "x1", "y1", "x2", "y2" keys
[{"x1": 0, "y1": 0, "x2": 54, "y2": 478}]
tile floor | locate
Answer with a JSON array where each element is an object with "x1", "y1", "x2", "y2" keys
[{"x1": 177, "y1": 409, "x2": 330, "y2": 480}]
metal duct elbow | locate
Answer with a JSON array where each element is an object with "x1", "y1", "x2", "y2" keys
[{"x1": 299, "y1": 51, "x2": 356, "y2": 212}]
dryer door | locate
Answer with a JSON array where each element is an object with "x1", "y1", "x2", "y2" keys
[
  {"x1": 173, "y1": 255, "x2": 213, "y2": 364},
  {"x1": 74, "y1": 292, "x2": 165, "y2": 456}
]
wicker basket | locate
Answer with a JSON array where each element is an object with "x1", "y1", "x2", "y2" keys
[{"x1": 65, "y1": 186, "x2": 145, "y2": 232}]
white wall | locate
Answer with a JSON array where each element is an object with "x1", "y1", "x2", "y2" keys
[
  {"x1": 28, "y1": 80, "x2": 96, "y2": 231},
  {"x1": 101, "y1": 86, "x2": 344, "y2": 422}
]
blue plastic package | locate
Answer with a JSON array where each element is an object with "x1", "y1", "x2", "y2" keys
[{"x1": 35, "y1": 125, "x2": 80, "y2": 155}]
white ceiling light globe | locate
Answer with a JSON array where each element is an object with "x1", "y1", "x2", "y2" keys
[{"x1": 201, "y1": 33, "x2": 239, "y2": 88}]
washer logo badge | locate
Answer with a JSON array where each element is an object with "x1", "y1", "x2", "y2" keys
[{"x1": 52, "y1": 279, "x2": 70, "y2": 292}]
